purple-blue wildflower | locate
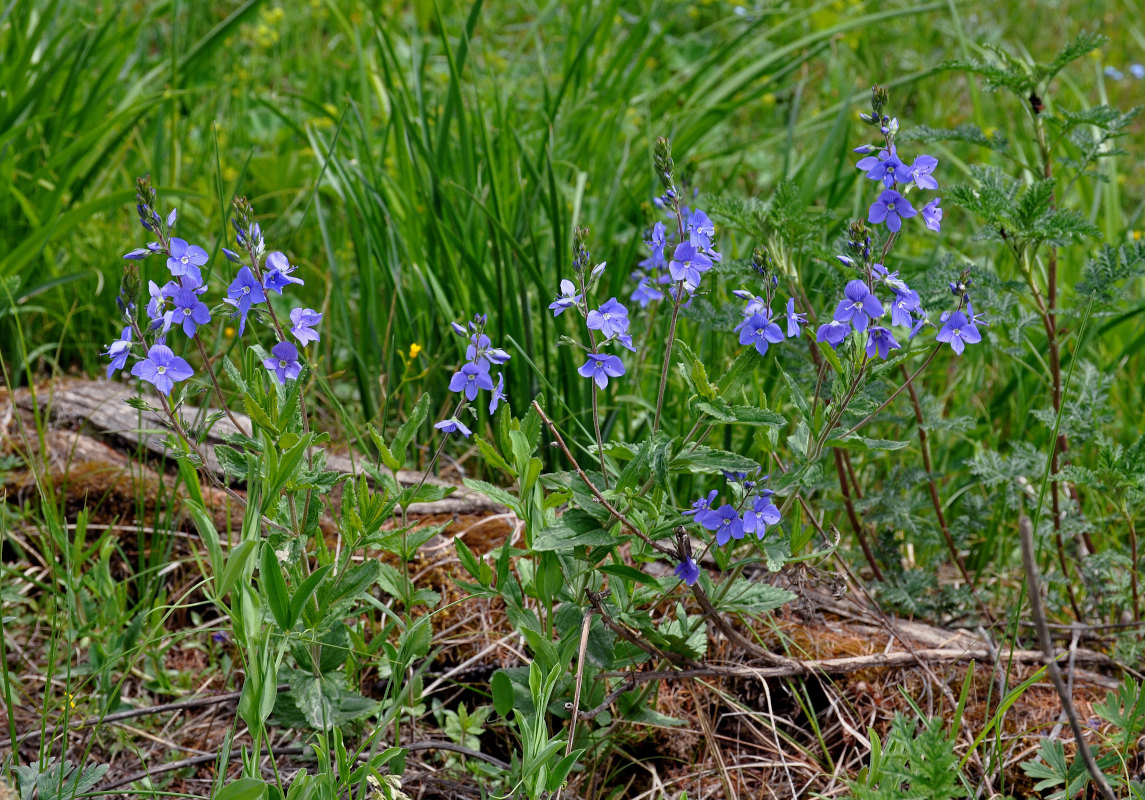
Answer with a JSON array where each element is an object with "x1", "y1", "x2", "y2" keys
[
  {"x1": 549, "y1": 279, "x2": 583, "y2": 316},
  {"x1": 225, "y1": 267, "x2": 267, "y2": 335},
  {"x1": 865, "y1": 326, "x2": 901, "y2": 360},
  {"x1": 586, "y1": 298, "x2": 630, "y2": 340},
  {"x1": 167, "y1": 238, "x2": 208, "y2": 284},
  {"x1": 738, "y1": 312, "x2": 785, "y2": 356},
  {"x1": 578, "y1": 353, "x2": 625, "y2": 389},
  {"x1": 674, "y1": 556, "x2": 701, "y2": 586},
  {"x1": 834, "y1": 279, "x2": 884, "y2": 331},
  {"x1": 936, "y1": 311, "x2": 982, "y2": 355},
  {"x1": 289, "y1": 307, "x2": 322, "y2": 345},
  {"x1": 435, "y1": 418, "x2": 473, "y2": 438},
  {"x1": 816, "y1": 320, "x2": 851, "y2": 349},
  {"x1": 667, "y1": 241, "x2": 712, "y2": 292},
  {"x1": 488, "y1": 373, "x2": 506, "y2": 414},
  {"x1": 630, "y1": 275, "x2": 663, "y2": 307},
  {"x1": 684, "y1": 490, "x2": 719, "y2": 517},
  {"x1": 103, "y1": 327, "x2": 132, "y2": 378},
  {"x1": 785, "y1": 297, "x2": 807, "y2": 338},
  {"x1": 263, "y1": 341, "x2": 302, "y2": 385},
  {"x1": 171, "y1": 287, "x2": 211, "y2": 338},
  {"x1": 449, "y1": 362, "x2": 494, "y2": 401},
  {"x1": 868, "y1": 190, "x2": 917, "y2": 233},
  {"x1": 908, "y1": 154, "x2": 939, "y2": 190},
  {"x1": 889, "y1": 289, "x2": 921, "y2": 327},
  {"x1": 742, "y1": 493, "x2": 780, "y2": 539},
  {"x1": 698, "y1": 504, "x2": 745, "y2": 547},
  {"x1": 263, "y1": 251, "x2": 304, "y2": 295},
  {"x1": 856, "y1": 146, "x2": 912, "y2": 187},
  {"x1": 920, "y1": 198, "x2": 943, "y2": 232},
  {"x1": 131, "y1": 344, "x2": 193, "y2": 395}
]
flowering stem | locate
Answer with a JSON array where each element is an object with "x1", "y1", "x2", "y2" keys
[
  {"x1": 840, "y1": 345, "x2": 940, "y2": 438},
  {"x1": 832, "y1": 448, "x2": 884, "y2": 581},
  {"x1": 533, "y1": 401, "x2": 674, "y2": 557},
  {"x1": 591, "y1": 383, "x2": 608, "y2": 489},
  {"x1": 194, "y1": 336, "x2": 248, "y2": 436},
  {"x1": 652, "y1": 285, "x2": 685, "y2": 434}
]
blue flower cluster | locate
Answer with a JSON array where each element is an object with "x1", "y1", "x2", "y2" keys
[
  {"x1": 629, "y1": 205, "x2": 723, "y2": 308},
  {"x1": 732, "y1": 250, "x2": 807, "y2": 357},
  {"x1": 813, "y1": 88, "x2": 982, "y2": 359},
  {"x1": 109, "y1": 183, "x2": 322, "y2": 394},
  {"x1": 439, "y1": 313, "x2": 510, "y2": 437},
  {"x1": 673, "y1": 471, "x2": 782, "y2": 586},
  {"x1": 550, "y1": 230, "x2": 632, "y2": 390}
]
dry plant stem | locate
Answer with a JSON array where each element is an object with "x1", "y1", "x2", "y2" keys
[
  {"x1": 689, "y1": 583, "x2": 799, "y2": 668},
  {"x1": 688, "y1": 682, "x2": 737, "y2": 800},
  {"x1": 1126, "y1": 505, "x2": 1141, "y2": 623},
  {"x1": 10, "y1": 685, "x2": 292, "y2": 749},
  {"x1": 194, "y1": 336, "x2": 248, "y2": 436},
  {"x1": 832, "y1": 448, "x2": 883, "y2": 581},
  {"x1": 557, "y1": 608, "x2": 595, "y2": 800},
  {"x1": 534, "y1": 401, "x2": 674, "y2": 558},
  {"x1": 901, "y1": 364, "x2": 989, "y2": 616},
  {"x1": 585, "y1": 589, "x2": 687, "y2": 665},
  {"x1": 97, "y1": 741, "x2": 509, "y2": 792},
  {"x1": 1018, "y1": 515, "x2": 1116, "y2": 800}
]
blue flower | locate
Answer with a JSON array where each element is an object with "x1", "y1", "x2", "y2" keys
[
  {"x1": 171, "y1": 287, "x2": 212, "y2": 338},
  {"x1": 630, "y1": 275, "x2": 663, "y2": 307},
  {"x1": 1131, "y1": 63, "x2": 1145, "y2": 80},
  {"x1": 687, "y1": 208, "x2": 716, "y2": 250},
  {"x1": 785, "y1": 297, "x2": 807, "y2": 338},
  {"x1": 263, "y1": 341, "x2": 302, "y2": 385},
  {"x1": 868, "y1": 190, "x2": 917, "y2": 233},
  {"x1": 936, "y1": 311, "x2": 982, "y2": 355},
  {"x1": 549, "y1": 279, "x2": 582, "y2": 316},
  {"x1": 697, "y1": 504, "x2": 744, "y2": 547},
  {"x1": 578, "y1": 353, "x2": 625, "y2": 389},
  {"x1": 738, "y1": 312, "x2": 785, "y2": 356},
  {"x1": 290, "y1": 307, "x2": 322, "y2": 345},
  {"x1": 1105, "y1": 66, "x2": 1124, "y2": 81},
  {"x1": 226, "y1": 267, "x2": 267, "y2": 335},
  {"x1": 908, "y1": 154, "x2": 939, "y2": 190},
  {"x1": 263, "y1": 251, "x2": 304, "y2": 295},
  {"x1": 131, "y1": 344, "x2": 193, "y2": 395},
  {"x1": 834, "y1": 279, "x2": 884, "y2": 331},
  {"x1": 742, "y1": 493, "x2": 780, "y2": 539},
  {"x1": 435, "y1": 417, "x2": 473, "y2": 438},
  {"x1": 889, "y1": 289, "x2": 920, "y2": 327},
  {"x1": 488, "y1": 373, "x2": 506, "y2": 414},
  {"x1": 674, "y1": 556, "x2": 701, "y2": 586},
  {"x1": 865, "y1": 326, "x2": 901, "y2": 360},
  {"x1": 816, "y1": 320, "x2": 850, "y2": 349},
  {"x1": 167, "y1": 238, "x2": 208, "y2": 284},
  {"x1": 667, "y1": 241, "x2": 712, "y2": 292},
  {"x1": 856, "y1": 146, "x2": 912, "y2": 187},
  {"x1": 449, "y1": 362, "x2": 494, "y2": 401},
  {"x1": 103, "y1": 327, "x2": 132, "y2": 378},
  {"x1": 586, "y1": 298, "x2": 630, "y2": 340},
  {"x1": 920, "y1": 198, "x2": 942, "y2": 232},
  {"x1": 123, "y1": 248, "x2": 150, "y2": 260},
  {"x1": 684, "y1": 490, "x2": 719, "y2": 517}
]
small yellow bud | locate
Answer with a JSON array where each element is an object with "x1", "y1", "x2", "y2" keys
[{"x1": 408, "y1": 343, "x2": 422, "y2": 359}]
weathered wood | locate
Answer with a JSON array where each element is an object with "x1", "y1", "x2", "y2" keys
[{"x1": 6, "y1": 378, "x2": 500, "y2": 516}]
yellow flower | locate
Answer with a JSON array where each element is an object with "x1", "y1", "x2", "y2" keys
[
  {"x1": 408, "y1": 343, "x2": 422, "y2": 359},
  {"x1": 224, "y1": 326, "x2": 236, "y2": 338},
  {"x1": 1132, "y1": 230, "x2": 1142, "y2": 241},
  {"x1": 65, "y1": 692, "x2": 76, "y2": 711}
]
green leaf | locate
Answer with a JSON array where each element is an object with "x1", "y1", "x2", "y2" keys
[
  {"x1": 462, "y1": 478, "x2": 520, "y2": 514},
  {"x1": 184, "y1": 499, "x2": 223, "y2": 595},
  {"x1": 214, "y1": 778, "x2": 267, "y2": 800},
  {"x1": 367, "y1": 423, "x2": 401, "y2": 471},
  {"x1": 826, "y1": 433, "x2": 910, "y2": 451},
  {"x1": 717, "y1": 579, "x2": 796, "y2": 614},
  {"x1": 392, "y1": 393, "x2": 431, "y2": 466},
  {"x1": 533, "y1": 509, "x2": 614, "y2": 552},
  {"x1": 671, "y1": 445, "x2": 759, "y2": 475},
  {"x1": 598, "y1": 563, "x2": 659, "y2": 588},
  {"x1": 243, "y1": 392, "x2": 280, "y2": 436},
  {"x1": 289, "y1": 565, "x2": 333, "y2": 631},
  {"x1": 219, "y1": 540, "x2": 257, "y2": 601},
  {"x1": 491, "y1": 670, "x2": 515, "y2": 718},
  {"x1": 475, "y1": 435, "x2": 514, "y2": 475},
  {"x1": 260, "y1": 542, "x2": 292, "y2": 631}
]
